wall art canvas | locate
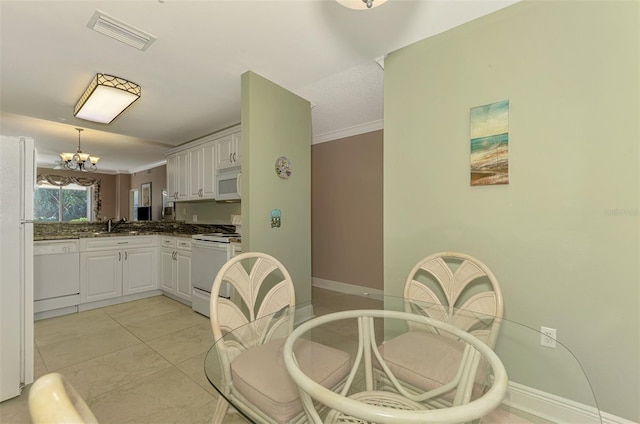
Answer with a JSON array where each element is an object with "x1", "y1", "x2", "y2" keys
[
  {"x1": 470, "y1": 100, "x2": 509, "y2": 186},
  {"x1": 141, "y1": 182, "x2": 152, "y2": 207}
]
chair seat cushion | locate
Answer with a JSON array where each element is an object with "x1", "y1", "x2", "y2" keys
[
  {"x1": 231, "y1": 337, "x2": 351, "y2": 423},
  {"x1": 377, "y1": 331, "x2": 465, "y2": 394}
]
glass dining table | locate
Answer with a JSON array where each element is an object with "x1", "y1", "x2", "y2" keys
[{"x1": 203, "y1": 292, "x2": 602, "y2": 423}]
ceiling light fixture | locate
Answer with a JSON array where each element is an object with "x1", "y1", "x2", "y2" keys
[
  {"x1": 59, "y1": 128, "x2": 100, "y2": 172},
  {"x1": 337, "y1": 0, "x2": 387, "y2": 9},
  {"x1": 74, "y1": 73, "x2": 141, "y2": 124}
]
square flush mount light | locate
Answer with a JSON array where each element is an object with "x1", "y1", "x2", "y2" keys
[{"x1": 74, "y1": 73, "x2": 141, "y2": 124}]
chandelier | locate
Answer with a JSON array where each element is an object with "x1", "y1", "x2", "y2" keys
[
  {"x1": 59, "y1": 128, "x2": 100, "y2": 172},
  {"x1": 337, "y1": 0, "x2": 387, "y2": 9}
]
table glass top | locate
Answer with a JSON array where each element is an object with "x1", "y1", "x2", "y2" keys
[{"x1": 204, "y1": 292, "x2": 602, "y2": 424}]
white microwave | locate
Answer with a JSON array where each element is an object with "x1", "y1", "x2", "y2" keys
[{"x1": 216, "y1": 169, "x2": 241, "y2": 201}]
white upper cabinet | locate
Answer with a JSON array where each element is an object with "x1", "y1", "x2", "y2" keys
[
  {"x1": 201, "y1": 141, "x2": 217, "y2": 199},
  {"x1": 216, "y1": 132, "x2": 241, "y2": 170},
  {"x1": 176, "y1": 150, "x2": 190, "y2": 201},
  {"x1": 187, "y1": 141, "x2": 216, "y2": 200},
  {"x1": 165, "y1": 125, "x2": 240, "y2": 202},
  {"x1": 166, "y1": 154, "x2": 178, "y2": 201},
  {"x1": 188, "y1": 146, "x2": 203, "y2": 199},
  {"x1": 165, "y1": 149, "x2": 191, "y2": 201}
]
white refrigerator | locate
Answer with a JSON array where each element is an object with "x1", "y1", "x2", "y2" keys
[{"x1": 0, "y1": 136, "x2": 35, "y2": 401}]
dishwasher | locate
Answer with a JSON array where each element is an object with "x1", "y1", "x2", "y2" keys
[
  {"x1": 34, "y1": 240, "x2": 80, "y2": 320},
  {"x1": 191, "y1": 233, "x2": 241, "y2": 317}
]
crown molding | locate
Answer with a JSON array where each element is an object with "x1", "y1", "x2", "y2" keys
[{"x1": 312, "y1": 119, "x2": 383, "y2": 145}]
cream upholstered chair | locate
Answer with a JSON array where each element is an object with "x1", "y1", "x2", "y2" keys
[
  {"x1": 209, "y1": 252, "x2": 351, "y2": 424},
  {"x1": 29, "y1": 372, "x2": 98, "y2": 424},
  {"x1": 376, "y1": 251, "x2": 504, "y2": 408},
  {"x1": 284, "y1": 310, "x2": 508, "y2": 424}
]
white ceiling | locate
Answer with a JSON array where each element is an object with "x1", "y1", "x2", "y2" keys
[{"x1": 0, "y1": 0, "x2": 517, "y2": 173}]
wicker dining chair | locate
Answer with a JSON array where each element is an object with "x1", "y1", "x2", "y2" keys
[
  {"x1": 209, "y1": 251, "x2": 351, "y2": 424},
  {"x1": 376, "y1": 251, "x2": 504, "y2": 408}
]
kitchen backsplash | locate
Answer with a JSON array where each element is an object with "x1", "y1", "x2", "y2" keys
[{"x1": 174, "y1": 200, "x2": 241, "y2": 225}]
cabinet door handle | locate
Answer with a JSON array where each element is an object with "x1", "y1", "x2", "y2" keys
[
  {"x1": 233, "y1": 152, "x2": 236, "y2": 162},
  {"x1": 125, "y1": 251, "x2": 128, "y2": 260},
  {"x1": 229, "y1": 153, "x2": 233, "y2": 162},
  {"x1": 236, "y1": 171, "x2": 242, "y2": 198},
  {"x1": 119, "y1": 252, "x2": 122, "y2": 261}
]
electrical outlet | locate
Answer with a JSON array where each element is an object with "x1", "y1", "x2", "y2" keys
[
  {"x1": 540, "y1": 326, "x2": 557, "y2": 348},
  {"x1": 192, "y1": 215, "x2": 197, "y2": 222}
]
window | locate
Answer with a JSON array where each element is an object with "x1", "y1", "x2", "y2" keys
[
  {"x1": 34, "y1": 182, "x2": 92, "y2": 222},
  {"x1": 35, "y1": 174, "x2": 102, "y2": 222}
]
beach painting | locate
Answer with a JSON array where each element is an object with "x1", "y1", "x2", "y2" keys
[{"x1": 470, "y1": 100, "x2": 509, "y2": 186}]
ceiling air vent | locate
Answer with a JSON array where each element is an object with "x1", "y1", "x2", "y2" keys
[{"x1": 87, "y1": 10, "x2": 157, "y2": 51}]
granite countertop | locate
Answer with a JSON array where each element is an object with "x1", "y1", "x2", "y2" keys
[{"x1": 34, "y1": 221, "x2": 238, "y2": 241}]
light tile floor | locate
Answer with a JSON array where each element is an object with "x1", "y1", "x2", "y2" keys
[
  {"x1": 0, "y1": 288, "x2": 542, "y2": 423},
  {"x1": 0, "y1": 294, "x2": 247, "y2": 424},
  {"x1": 0, "y1": 287, "x2": 373, "y2": 424}
]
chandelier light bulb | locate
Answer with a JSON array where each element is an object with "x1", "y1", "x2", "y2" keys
[{"x1": 336, "y1": 0, "x2": 387, "y2": 10}]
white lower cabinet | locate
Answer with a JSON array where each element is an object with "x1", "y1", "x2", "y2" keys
[
  {"x1": 80, "y1": 250, "x2": 122, "y2": 302},
  {"x1": 160, "y1": 248, "x2": 176, "y2": 293},
  {"x1": 80, "y1": 236, "x2": 158, "y2": 304},
  {"x1": 123, "y1": 247, "x2": 158, "y2": 295},
  {"x1": 160, "y1": 237, "x2": 192, "y2": 302}
]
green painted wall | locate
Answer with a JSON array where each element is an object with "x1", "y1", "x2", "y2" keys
[
  {"x1": 241, "y1": 71, "x2": 312, "y2": 303},
  {"x1": 384, "y1": 1, "x2": 639, "y2": 420}
]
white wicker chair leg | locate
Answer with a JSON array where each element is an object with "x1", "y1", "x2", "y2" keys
[{"x1": 210, "y1": 396, "x2": 230, "y2": 424}]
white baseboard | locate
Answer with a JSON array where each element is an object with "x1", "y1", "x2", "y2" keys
[
  {"x1": 505, "y1": 379, "x2": 636, "y2": 424},
  {"x1": 312, "y1": 277, "x2": 384, "y2": 301},
  {"x1": 78, "y1": 290, "x2": 163, "y2": 312},
  {"x1": 294, "y1": 303, "x2": 314, "y2": 325}
]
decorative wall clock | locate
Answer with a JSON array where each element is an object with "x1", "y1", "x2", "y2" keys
[{"x1": 275, "y1": 156, "x2": 292, "y2": 179}]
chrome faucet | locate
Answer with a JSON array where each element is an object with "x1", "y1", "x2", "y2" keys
[{"x1": 107, "y1": 217, "x2": 127, "y2": 233}]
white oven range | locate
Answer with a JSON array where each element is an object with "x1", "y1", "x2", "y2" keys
[{"x1": 191, "y1": 233, "x2": 241, "y2": 317}]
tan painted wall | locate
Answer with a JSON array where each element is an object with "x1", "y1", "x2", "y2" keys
[
  {"x1": 116, "y1": 173, "x2": 131, "y2": 219},
  {"x1": 130, "y1": 165, "x2": 167, "y2": 221},
  {"x1": 384, "y1": 1, "x2": 638, "y2": 419},
  {"x1": 311, "y1": 131, "x2": 383, "y2": 291}
]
